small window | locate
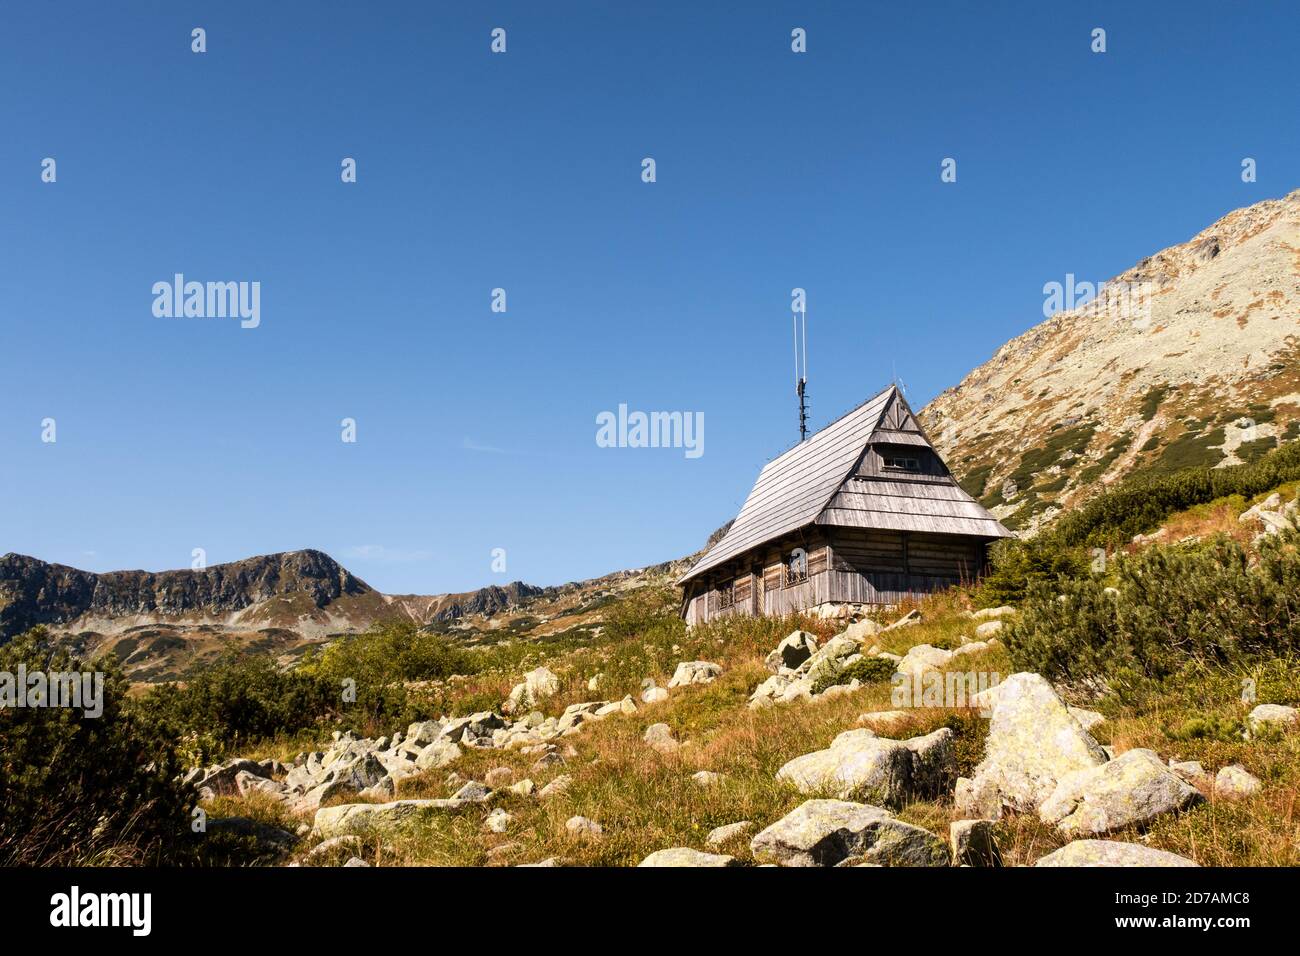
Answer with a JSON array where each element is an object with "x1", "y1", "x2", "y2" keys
[
  {"x1": 784, "y1": 550, "x2": 808, "y2": 587},
  {"x1": 883, "y1": 455, "x2": 920, "y2": 471},
  {"x1": 718, "y1": 582, "x2": 734, "y2": 607}
]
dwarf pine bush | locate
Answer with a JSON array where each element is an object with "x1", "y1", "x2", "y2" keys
[
  {"x1": 1005, "y1": 525, "x2": 1300, "y2": 699},
  {"x1": 0, "y1": 629, "x2": 191, "y2": 865}
]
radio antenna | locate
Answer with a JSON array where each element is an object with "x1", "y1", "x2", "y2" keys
[{"x1": 794, "y1": 304, "x2": 808, "y2": 441}]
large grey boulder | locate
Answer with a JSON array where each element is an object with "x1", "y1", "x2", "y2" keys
[
  {"x1": 638, "y1": 848, "x2": 738, "y2": 867},
  {"x1": 765, "y1": 631, "x2": 819, "y2": 673},
  {"x1": 750, "y1": 799, "x2": 949, "y2": 867},
  {"x1": 959, "y1": 673, "x2": 1108, "y2": 815},
  {"x1": 1034, "y1": 839, "x2": 1199, "y2": 867},
  {"x1": 414, "y1": 739, "x2": 462, "y2": 771},
  {"x1": 776, "y1": 727, "x2": 954, "y2": 806},
  {"x1": 1038, "y1": 749, "x2": 1204, "y2": 837},
  {"x1": 313, "y1": 799, "x2": 461, "y2": 838}
]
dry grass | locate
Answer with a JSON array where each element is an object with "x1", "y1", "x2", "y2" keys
[{"x1": 205, "y1": 587, "x2": 1300, "y2": 867}]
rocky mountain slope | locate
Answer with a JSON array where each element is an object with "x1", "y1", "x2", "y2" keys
[
  {"x1": 0, "y1": 548, "x2": 685, "y2": 682},
  {"x1": 922, "y1": 189, "x2": 1300, "y2": 533}
]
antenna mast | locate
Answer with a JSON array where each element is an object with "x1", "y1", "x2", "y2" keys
[{"x1": 794, "y1": 303, "x2": 808, "y2": 441}]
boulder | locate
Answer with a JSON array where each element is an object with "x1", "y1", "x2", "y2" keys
[
  {"x1": 1067, "y1": 707, "x2": 1106, "y2": 732},
  {"x1": 484, "y1": 808, "x2": 513, "y2": 833},
  {"x1": 971, "y1": 606, "x2": 1015, "y2": 620},
  {"x1": 765, "y1": 631, "x2": 819, "y2": 673},
  {"x1": 692, "y1": 770, "x2": 725, "y2": 787},
  {"x1": 1213, "y1": 764, "x2": 1261, "y2": 799},
  {"x1": 776, "y1": 727, "x2": 954, "y2": 806},
  {"x1": 641, "y1": 687, "x2": 669, "y2": 704},
  {"x1": 313, "y1": 799, "x2": 463, "y2": 838},
  {"x1": 1034, "y1": 840, "x2": 1198, "y2": 867},
  {"x1": 974, "y1": 620, "x2": 1004, "y2": 638},
  {"x1": 1038, "y1": 749, "x2": 1204, "y2": 837},
  {"x1": 638, "y1": 848, "x2": 738, "y2": 867},
  {"x1": 668, "y1": 661, "x2": 723, "y2": 688},
  {"x1": 950, "y1": 819, "x2": 1001, "y2": 867},
  {"x1": 644, "y1": 723, "x2": 680, "y2": 754},
  {"x1": 1246, "y1": 703, "x2": 1298, "y2": 736},
  {"x1": 961, "y1": 673, "x2": 1108, "y2": 814},
  {"x1": 414, "y1": 740, "x2": 462, "y2": 771},
  {"x1": 750, "y1": 799, "x2": 949, "y2": 867}
]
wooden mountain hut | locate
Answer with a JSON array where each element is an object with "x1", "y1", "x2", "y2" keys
[{"x1": 678, "y1": 385, "x2": 1012, "y2": 625}]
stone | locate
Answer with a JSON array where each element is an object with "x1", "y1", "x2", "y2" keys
[
  {"x1": 776, "y1": 727, "x2": 954, "y2": 806},
  {"x1": 953, "y1": 776, "x2": 1003, "y2": 821},
  {"x1": 531, "y1": 752, "x2": 566, "y2": 772},
  {"x1": 484, "y1": 766, "x2": 514, "y2": 788},
  {"x1": 750, "y1": 799, "x2": 949, "y2": 867},
  {"x1": 644, "y1": 723, "x2": 680, "y2": 754},
  {"x1": 451, "y1": 780, "x2": 493, "y2": 803},
  {"x1": 1169, "y1": 760, "x2": 1205, "y2": 781},
  {"x1": 963, "y1": 672, "x2": 1108, "y2": 814},
  {"x1": 641, "y1": 687, "x2": 669, "y2": 704},
  {"x1": 950, "y1": 819, "x2": 1002, "y2": 866},
  {"x1": 565, "y1": 815, "x2": 603, "y2": 838},
  {"x1": 974, "y1": 620, "x2": 1004, "y2": 638},
  {"x1": 518, "y1": 857, "x2": 561, "y2": 867},
  {"x1": 505, "y1": 666, "x2": 561, "y2": 713},
  {"x1": 800, "y1": 635, "x2": 863, "y2": 686},
  {"x1": 414, "y1": 740, "x2": 462, "y2": 771},
  {"x1": 1034, "y1": 840, "x2": 1199, "y2": 867},
  {"x1": 842, "y1": 618, "x2": 884, "y2": 641},
  {"x1": 342, "y1": 857, "x2": 370, "y2": 867},
  {"x1": 668, "y1": 661, "x2": 723, "y2": 688},
  {"x1": 896, "y1": 644, "x2": 954, "y2": 677},
  {"x1": 1038, "y1": 749, "x2": 1204, "y2": 837},
  {"x1": 196, "y1": 758, "x2": 270, "y2": 797},
  {"x1": 765, "y1": 631, "x2": 819, "y2": 673},
  {"x1": 484, "y1": 808, "x2": 513, "y2": 833},
  {"x1": 1213, "y1": 764, "x2": 1261, "y2": 799},
  {"x1": 587, "y1": 674, "x2": 602, "y2": 692},
  {"x1": 692, "y1": 770, "x2": 724, "y2": 787},
  {"x1": 538, "y1": 775, "x2": 572, "y2": 798},
  {"x1": 638, "y1": 848, "x2": 738, "y2": 867},
  {"x1": 509, "y1": 778, "x2": 536, "y2": 797},
  {"x1": 313, "y1": 799, "x2": 464, "y2": 838},
  {"x1": 1246, "y1": 703, "x2": 1298, "y2": 736},
  {"x1": 971, "y1": 606, "x2": 1015, "y2": 620},
  {"x1": 305, "y1": 835, "x2": 364, "y2": 862},
  {"x1": 885, "y1": 609, "x2": 922, "y2": 630},
  {"x1": 706, "y1": 821, "x2": 754, "y2": 846}
]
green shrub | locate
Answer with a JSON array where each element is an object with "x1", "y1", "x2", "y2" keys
[
  {"x1": 811, "y1": 655, "x2": 897, "y2": 694},
  {"x1": 1004, "y1": 526, "x2": 1300, "y2": 701},
  {"x1": 973, "y1": 536, "x2": 1090, "y2": 608},
  {"x1": 0, "y1": 628, "x2": 192, "y2": 865}
]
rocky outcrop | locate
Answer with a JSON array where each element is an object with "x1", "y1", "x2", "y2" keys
[{"x1": 431, "y1": 582, "x2": 545, "y2": 621}]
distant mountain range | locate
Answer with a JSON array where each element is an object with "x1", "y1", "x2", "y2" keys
[{"x1": 7, "y1": 190, "x2": 1298, "y2": 680}]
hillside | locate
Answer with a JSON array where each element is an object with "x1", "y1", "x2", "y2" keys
[
  {"x1": 0, "y1": 549, "x2": 687, "y2": 682},
  {"x1": 923, "y1": 188, "x2": 1300, "y2": 534}
]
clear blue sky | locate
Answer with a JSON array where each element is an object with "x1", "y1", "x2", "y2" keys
[{"x1": 3, "y1": 1, "x2": 1297, "y2": 594}]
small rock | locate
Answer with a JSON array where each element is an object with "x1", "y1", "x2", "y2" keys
[
  {"x1": 644, "y1": 723, "x2": 680, "y2": 754},
  {"x1": 692, "y1": 770, "x2": 724, "y2": 787},
  {"x1": 1246, "y1": 703, "x2": 1298, "y2": 736},
  {"x1": 565, "y1": 815, "x2": 603, "y2": 838},
  {"x1": 706, "y1": 821, "x2": 754, "y2": 846},
  {"x1": 974, "y1": 620, "x2": 1004, "y2": 638},
  {"x1": 641, "y1": 687, "x2": 670, "y2": 704},
  {"x1": 1213, "y1": 764, "x2": 1261, "y2": 799},
  {"x1": 638, "y1": 847, "x2": 738, "y2": 867},
  {"x1": 342, "y1": 856, "x2": 370, "y2": 867},
  {"x1": 668, "y1": 661, "x2": 723, "y2": 688},
  {"x1": 484, "y1": 808, "x2": 513, "y2": 833},
  {"x1": 538, "y1": 775, "x2": 572, "y2": 798}
]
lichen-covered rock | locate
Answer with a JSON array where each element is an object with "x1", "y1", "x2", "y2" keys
[
  {"x1": 895, "y1": 644, "x2": 954, "y2": 677},
  {"x1": 964, "y1": 672, "x2": 1108, "y2": 814},
  {"x1": 644, "y1": 722, "x2": 680, "y2": 754},
  {"x1": 751, "y1": 799, "x2": 948, "y2": 867},
  {"x1": 313, "y1": 799, "x2": 462, "y2": 838},
  {"x1": 776, "y1": 727, "x2": 955, "y2": 807},
  {"x1": 638, "y1": 847, "x2": 738, "y2": 867},
  {"x1": 504, "y1": 666, "x2": 561, "y2": 713},
  {"x1": 1034, "y1": 840, "x2": 1199, "y2": 867},
  {"x1": 668, "y1": 661, "x2": 723, "y2": 688},
  {"x1": 1038, "y1": 749, "x2": 1204, "y2": 837},
  {"x1": 706, "y1": 821, "x2": 754, "y2": 846}
]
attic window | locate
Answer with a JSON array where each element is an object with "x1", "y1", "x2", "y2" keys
[{"x1": 883, "y1": 455, "x2": 921, "y2": 471}]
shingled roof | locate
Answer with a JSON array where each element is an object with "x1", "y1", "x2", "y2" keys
[{"x1": 678, "y1": 385, "x2": 1010, "y2": 584}]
